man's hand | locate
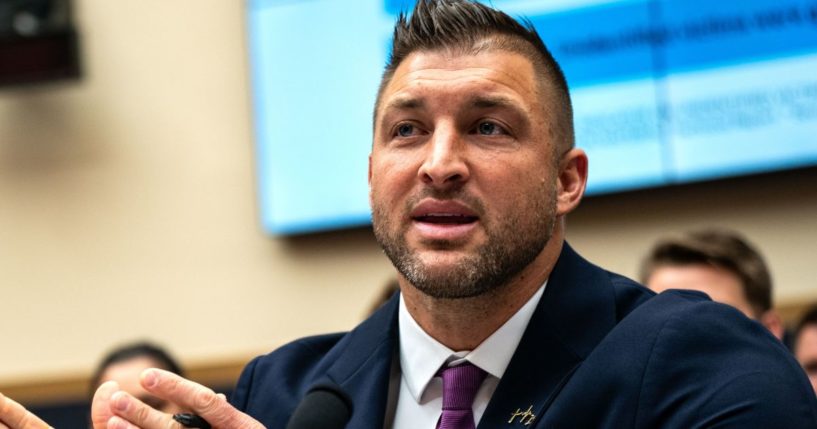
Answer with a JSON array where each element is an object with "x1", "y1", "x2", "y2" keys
[
  {"x1": 0, "y1": 392, "x2": 51, "y2": 429},
  {"x1": 91, "y1": 369, "x2": 264, "y2": 429}
]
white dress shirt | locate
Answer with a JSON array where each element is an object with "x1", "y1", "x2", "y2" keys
[{"x1": 390, "y1": 282, "x2": 547, "y2": 429}]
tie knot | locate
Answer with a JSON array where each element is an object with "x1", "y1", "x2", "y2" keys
[{"x1": 440, "y1": 362, "x2": 487, "y2": 411}]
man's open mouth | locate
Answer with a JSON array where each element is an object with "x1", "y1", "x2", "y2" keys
[{"x1": 412, "y1": 213, "x2": 479, "y2": 225}]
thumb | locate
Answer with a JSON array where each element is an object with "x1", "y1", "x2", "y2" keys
[
  {"x1": 0, "y1": 392, "x2": 52, "y2": 429},
  {"x1": 90, "y1": 381, "x2": 119, "y2": 429}
]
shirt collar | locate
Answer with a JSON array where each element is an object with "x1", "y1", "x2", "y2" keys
[{"x1": 398, "y1": 281, "x2": 547, "y2": 403}]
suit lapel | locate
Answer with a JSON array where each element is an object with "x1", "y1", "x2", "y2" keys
[
  {"x1": 478, "y1": 243, "x2": 618, "y2": 428},
  {"x1": 322, "y1": 294, "x2": 400, "y2": 429}
]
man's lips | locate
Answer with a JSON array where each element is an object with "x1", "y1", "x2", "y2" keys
[
  {"x1": 410, "y1": 200, "x2": 479, "y2": 224},
  {"x1": 412, "y1": 213, "x2": 479, "y2": 224},
  {"x1": 409, "y1": 200, "x2": 480, "y2": 240}
]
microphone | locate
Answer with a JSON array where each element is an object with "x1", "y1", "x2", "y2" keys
[{"x1": 285, "y1": 383, "x2": 352, "y2": 429}]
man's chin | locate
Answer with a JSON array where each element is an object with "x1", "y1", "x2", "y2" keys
[{"x1": 414, "y1": 248, "x2": 474, "y2": 268}]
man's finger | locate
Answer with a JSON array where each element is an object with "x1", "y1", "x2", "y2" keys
[
  {"x1": 140, "y1": 369, "x2": 263, "y2": 428},
  {"x1": 0, "y1": 392, "x2": 51, "y2": 429},
  {"x1": 108, "y1": 391, "x2": 181, "y2": 429},
  {"x1": 106, "y1": 415, "x2": 140, "y2": 429},
  {"x1": 91, "y1": 381, "x2": 120, "y2": 429}
]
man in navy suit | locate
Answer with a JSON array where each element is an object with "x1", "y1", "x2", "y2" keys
[{"x1": 86, "y1": 1, "x2": 817, "y2": 428}]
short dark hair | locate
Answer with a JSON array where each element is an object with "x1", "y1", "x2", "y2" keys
[
  {"x1": 639, "y1": 229, "x2": 773, "y2": 318},
  {"x1": 89, "y1": 341, "x2": 183, "y2": 393},
  {"x1": 795, "y1": 305, "x2": 817, "y2": 351},
  {"x1": 374, "y1": 0, "x2": 574, "y2": 152}
]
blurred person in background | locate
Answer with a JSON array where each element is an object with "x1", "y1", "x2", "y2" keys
[
  {"x1": 640, "y1": 228, "x2": 785, "y2": 341},
  {"x1": 794, "y1": 305, "x2": 817, "y2": 395},
  {"x1": 88, "y1": 341, "x2": 185, "y2": 417}
]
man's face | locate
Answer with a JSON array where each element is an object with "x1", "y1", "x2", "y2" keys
[
  {"x1": 795, "y1": 325, "x2": 817, "y2": 395},
  {"x1": 369, "y1": 49, "x2": 563, "y2": 299},
  {"x1": 646, "y1": 264, "x2": 755, "y2": 318}
]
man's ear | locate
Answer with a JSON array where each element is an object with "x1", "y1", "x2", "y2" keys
[
  {"x1": 368, "y1": 154, "x2": 374, "y2": 207},
  {"x1": 556, "y1": 148, "x2": 588, "y2": 216},
  {"x1": 368, "y1": 154, "x2": 373, "y2": 185},
  {"x1": 760, "y1": 310, "x2": 786, "y2": 341}
]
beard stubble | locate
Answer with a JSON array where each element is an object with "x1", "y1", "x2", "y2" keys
[{"x1": 372, "y1": 184, "x2": 557, "y2": 299}]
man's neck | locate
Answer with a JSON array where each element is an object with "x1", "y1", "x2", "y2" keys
[{"x1": 400, "y1": 238, "x2": 563, "y2": 351}]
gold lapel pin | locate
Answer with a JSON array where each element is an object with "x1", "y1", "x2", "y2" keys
[{"x1": 508, "y1": 405, "x2": 536, "y2": 426}]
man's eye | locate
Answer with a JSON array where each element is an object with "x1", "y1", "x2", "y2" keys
[
  {"x1": 476, "y1": 121, "x2": 504, "y2": 135},
  {"x1": 396, "y1": 123, "x2": 416, "y2": 137}
]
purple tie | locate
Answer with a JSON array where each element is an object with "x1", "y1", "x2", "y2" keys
[{"x1": 437, "y1": 362, "x2": 487, "y2": 429}]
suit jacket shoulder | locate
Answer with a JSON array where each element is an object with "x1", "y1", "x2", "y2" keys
[
  {"x1": 634, "y1": 291, "x2": 817, "y2": 427},
  {"x1": 540, "y1": 288, "x2": 817, "y2": 428},
  {"x1": 230, "y1": 332, "x2": 348, "y2": 424},
  {"x1": 231, "y1": 295, "x2": 399, "y2": 429}
]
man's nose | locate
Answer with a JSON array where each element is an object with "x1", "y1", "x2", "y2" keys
[{"x1": 417, "y1": 125, "x2": 470, "y2": 189}]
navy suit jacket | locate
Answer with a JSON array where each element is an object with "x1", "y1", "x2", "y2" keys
[{"x1": 231, "y1": 244, "x2": 817, "y2": 428}]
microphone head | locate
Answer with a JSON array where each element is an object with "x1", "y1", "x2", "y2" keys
[{"x1": 285, "y1": 383, "x2": 352, "y2": 429}]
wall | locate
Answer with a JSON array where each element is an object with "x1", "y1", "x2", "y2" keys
[
  {"x1": 1, "y1": 0, "x2": 815, "y2": 401},
  {"x1": 0, "y1": 0, "x2": 394, "y2": 390}
]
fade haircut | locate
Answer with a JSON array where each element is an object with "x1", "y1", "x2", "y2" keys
[
  {"x1": 374, "y1": 0, "x2": 574, "y2": 152},
  {"x1": 639, "y1": 229, "x2": 773, "y2": 318}
]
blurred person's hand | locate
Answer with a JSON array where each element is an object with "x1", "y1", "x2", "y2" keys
[
  {"x1": 91, "y1": 369, "x2": 263, "y2": 429},
  {"x1": 0, "y1": 392, "x2": 52, "y2": 429}
]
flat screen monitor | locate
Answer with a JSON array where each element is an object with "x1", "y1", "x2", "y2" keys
[{"x1": 247, "y1": 0, "x2": 817, "y2": 235}]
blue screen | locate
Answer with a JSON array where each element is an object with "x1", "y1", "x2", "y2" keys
[{"x1": 247, "y1": 0, "x2": 817, "y2": 235}]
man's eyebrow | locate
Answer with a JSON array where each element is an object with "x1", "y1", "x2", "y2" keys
[
  {"x1": 378, "y1": 94, "x2": 527, "y2": 126},
  {"x1": 469, "y1": 94, "x2": 523, "y2": 110},
  {"x1": 384, "y1": 96, "x2": 425, "y2": 111}
]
